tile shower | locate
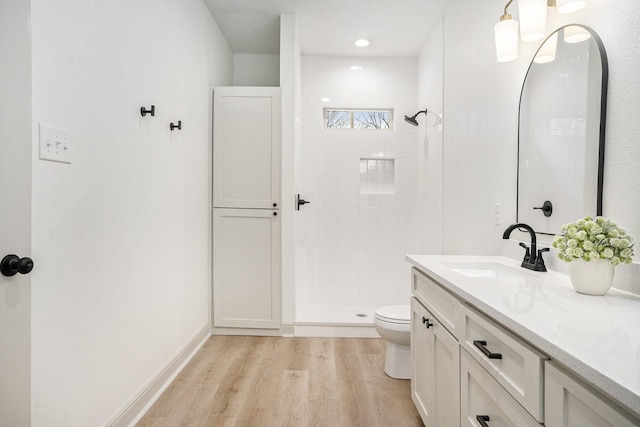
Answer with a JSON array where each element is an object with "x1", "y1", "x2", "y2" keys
[{"x1": 294, "y1": 56, "x2": 429, "y2": 329}]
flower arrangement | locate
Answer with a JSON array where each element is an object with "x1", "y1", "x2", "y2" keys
[{"x1": 552, "y1": 216, "x2": 634, "y2": 265}]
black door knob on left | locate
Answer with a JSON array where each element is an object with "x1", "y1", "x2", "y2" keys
[{"x1": 1, "y1": 254, "x2": 34, "y2": 277}]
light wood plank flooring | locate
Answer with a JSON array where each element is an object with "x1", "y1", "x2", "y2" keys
[{"x1": 138, "y1": 336, "x2": 423, "y2": 427}]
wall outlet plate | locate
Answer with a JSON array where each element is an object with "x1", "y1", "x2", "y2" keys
[{"x1": 39, "y1": 123, "x2": 72, "y2": 164}]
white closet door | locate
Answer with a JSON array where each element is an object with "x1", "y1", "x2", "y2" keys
[
  {"x1": 0, "y1": 0, "x2": 32, "y2": 423},
  {"x1": 213, "y1": 209, "x2": 281, "y2": 329},
  {"x1": 213, "y1": 86, "x2": 281, "y2": 209}
]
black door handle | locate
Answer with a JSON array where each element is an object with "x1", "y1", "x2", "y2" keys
[
  {"x1": 1, "y1": 254, "x2": 34, "y2": 277},
  {"x1": 296, "y1": 194, "x2": 310, "y2": 210}
]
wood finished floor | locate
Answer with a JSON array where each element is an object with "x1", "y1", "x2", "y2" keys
[{"x1": 138, "y1": 336, "x2": 423, "y2": 427}]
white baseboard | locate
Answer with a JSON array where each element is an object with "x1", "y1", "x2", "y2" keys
[
  {"x1": 281, "y1": 323, "x2": 295, "y2": 337},
  {"x1": 211, "y1": 326, "x2": 285, "y2": 336},
  {"x1": 106, "y1": 323, "x2": 210, "y2": 427}
]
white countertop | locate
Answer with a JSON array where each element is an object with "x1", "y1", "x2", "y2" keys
[{"x1": 406, "y1": 254, "x2": 640, "y2": 417}]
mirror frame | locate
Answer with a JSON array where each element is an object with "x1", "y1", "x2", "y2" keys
[{"x1": 516, "y1": 25, "x2": 609, "y2": 235}]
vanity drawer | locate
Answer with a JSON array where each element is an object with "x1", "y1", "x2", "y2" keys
[
  {"x1": 461, "y1": 349, "x2": 540, "y2": 427},
  {"x1": 460, "y1": 303, "x2": 546, "y2": 422},
  {"x1": 412, "y1": 268, "x2": 460, "y2": 339},
  {"x1": 545, "y1": 362, "x2": 640, "y2": 427}
]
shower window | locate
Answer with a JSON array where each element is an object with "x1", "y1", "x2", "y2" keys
[{"x1": 324, "y1": 108, "x2": 393, "y2": 130}]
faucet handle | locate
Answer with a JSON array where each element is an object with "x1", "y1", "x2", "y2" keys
[
  {"x1": 519, "y1": 242, "x2": 531, "y2": 262},
  {"x1": 534, "y1": 247, "x2": 549, "y2": 272}
]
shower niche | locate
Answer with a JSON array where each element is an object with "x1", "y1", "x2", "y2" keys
[{"x1": 360, "y1": 158, "x2": 395, "y2": 194}]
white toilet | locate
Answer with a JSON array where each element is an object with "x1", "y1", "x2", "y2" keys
[{"x1": 374, "y1": 304, "x2": 411, "y2": 379}]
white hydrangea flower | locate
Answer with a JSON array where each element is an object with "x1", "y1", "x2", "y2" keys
[{"x1": 553, "y1": 216, "x2": 634, "y2": 265}]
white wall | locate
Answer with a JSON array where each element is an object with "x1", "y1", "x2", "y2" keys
[
  {"x1": 233, "y1": 53, "x2": 280, "y2": 86},
  {"x1": 30, "y1": 0, "x2": 232, "y2": 425},
  {"x1": 296, "y1": 56, "x2": 427, "y2": 309},
  {"x1": 280, "y1": 15, "x2": 301, "y2": 328},
  {"x1": 440, "y1": 0, "x2": 640, "y2": 293}
]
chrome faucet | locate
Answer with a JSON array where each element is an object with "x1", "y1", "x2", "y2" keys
[{"x1": 502, "y1": 223, "x2": 548, "y2": 272}]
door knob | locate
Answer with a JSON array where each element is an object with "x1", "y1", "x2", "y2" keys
[{"x1": 1, "y1": 254, "x2": 34, "y2": 277}]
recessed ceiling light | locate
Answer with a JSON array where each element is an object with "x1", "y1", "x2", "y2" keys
[
  {"x1": 321, "y1": 97, "x2": 331, "y2": 103},
  {"x1": 355, "y1": 39, "x2": 370, "y2": 47},
  {"x1": 350, "y1": 65, "x2": 363, "y2": 71}
]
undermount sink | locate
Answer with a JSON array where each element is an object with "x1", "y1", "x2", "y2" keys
[{"x1": 439, "y1": 261, "x2": 535, "y2": 279}]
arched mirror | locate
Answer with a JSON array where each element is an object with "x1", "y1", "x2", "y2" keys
[{"x1": 517, "y1": 25, "x2": 608, "y2": 235}]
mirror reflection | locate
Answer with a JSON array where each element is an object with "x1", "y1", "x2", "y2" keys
[{"x1": 517, "y1": 25, "x2": 607, "y2": 235}]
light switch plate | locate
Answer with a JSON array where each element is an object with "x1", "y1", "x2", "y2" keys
[{"x1": 39, "y1": 123, "x2": 72, "y2": 164}]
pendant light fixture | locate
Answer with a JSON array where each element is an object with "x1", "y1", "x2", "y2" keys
[
  {"x1": 495, "y1": 0, "x2": 587, "y2": 62},
  {"x1": 519, "y1": 0, "x2": 547, "y2": 41},
  {"x1": 494, "y1": 0, "x2": 519, "y2": 62}
]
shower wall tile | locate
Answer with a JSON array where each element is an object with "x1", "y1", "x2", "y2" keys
[{"x1": 295, "y1": 56, "x2": 427, "y2": 310}]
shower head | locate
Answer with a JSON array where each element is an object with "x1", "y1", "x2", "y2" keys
[
  {"x1": 404, "y1": 109, "x2": 428, "y2": 126},
  {"x1": 404, "y1": 115, "x2": 419, "y2": 126}
]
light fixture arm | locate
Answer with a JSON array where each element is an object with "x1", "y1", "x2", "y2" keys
[{"x1": 502, "y1": 0, "x2": 515, "y2": 19}]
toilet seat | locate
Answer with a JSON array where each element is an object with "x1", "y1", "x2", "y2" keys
[{"x1": 374, "y1": 305, "x2": 410, "y2": 324}]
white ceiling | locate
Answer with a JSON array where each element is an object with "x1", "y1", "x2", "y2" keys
[{"x1": 203, "y1": 0, "x2": 445, "y2": 57}]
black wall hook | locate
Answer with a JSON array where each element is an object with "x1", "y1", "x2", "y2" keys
[
  {"x1": 170, "y1": 121, "x2": 182, "y2": 131},
  {"x1": 140, "y1": 105, "x2": 155, "y2": 117}
]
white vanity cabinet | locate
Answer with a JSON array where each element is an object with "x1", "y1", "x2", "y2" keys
[
  {"x1": 411, "y1": 267, "x2": 543, "y2": 426},
  {"x1": 407, "y1": 255, "x2": 640, "y2": 427},
  {"x1": 409, "y1": 257, "x2": 640, "y2": 427},
  {"x1": 545, "y1": 362, "x2": 639, "y2": 427},
  {"x1": 411, "y1": 297, "x2": 459, "y2": 427}
]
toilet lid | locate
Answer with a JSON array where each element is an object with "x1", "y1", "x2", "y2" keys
[{"x1": 375, "y1": 305, "x2": 411, "y2": 323}]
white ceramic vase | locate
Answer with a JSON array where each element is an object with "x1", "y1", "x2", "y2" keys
[{"x1": 569, "y1": 259, "x2": 615, "y2": 296}]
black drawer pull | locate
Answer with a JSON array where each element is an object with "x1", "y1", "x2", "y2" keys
[
  {"x1": 473, "y1": 340, "x2": 502, "y2": 359},
  {"x1": 476, "y1": 415, "x2": 490, "y2": 427},
  {"x1": 422, "y1": 317, "x2": 433, "y2": 329}
]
